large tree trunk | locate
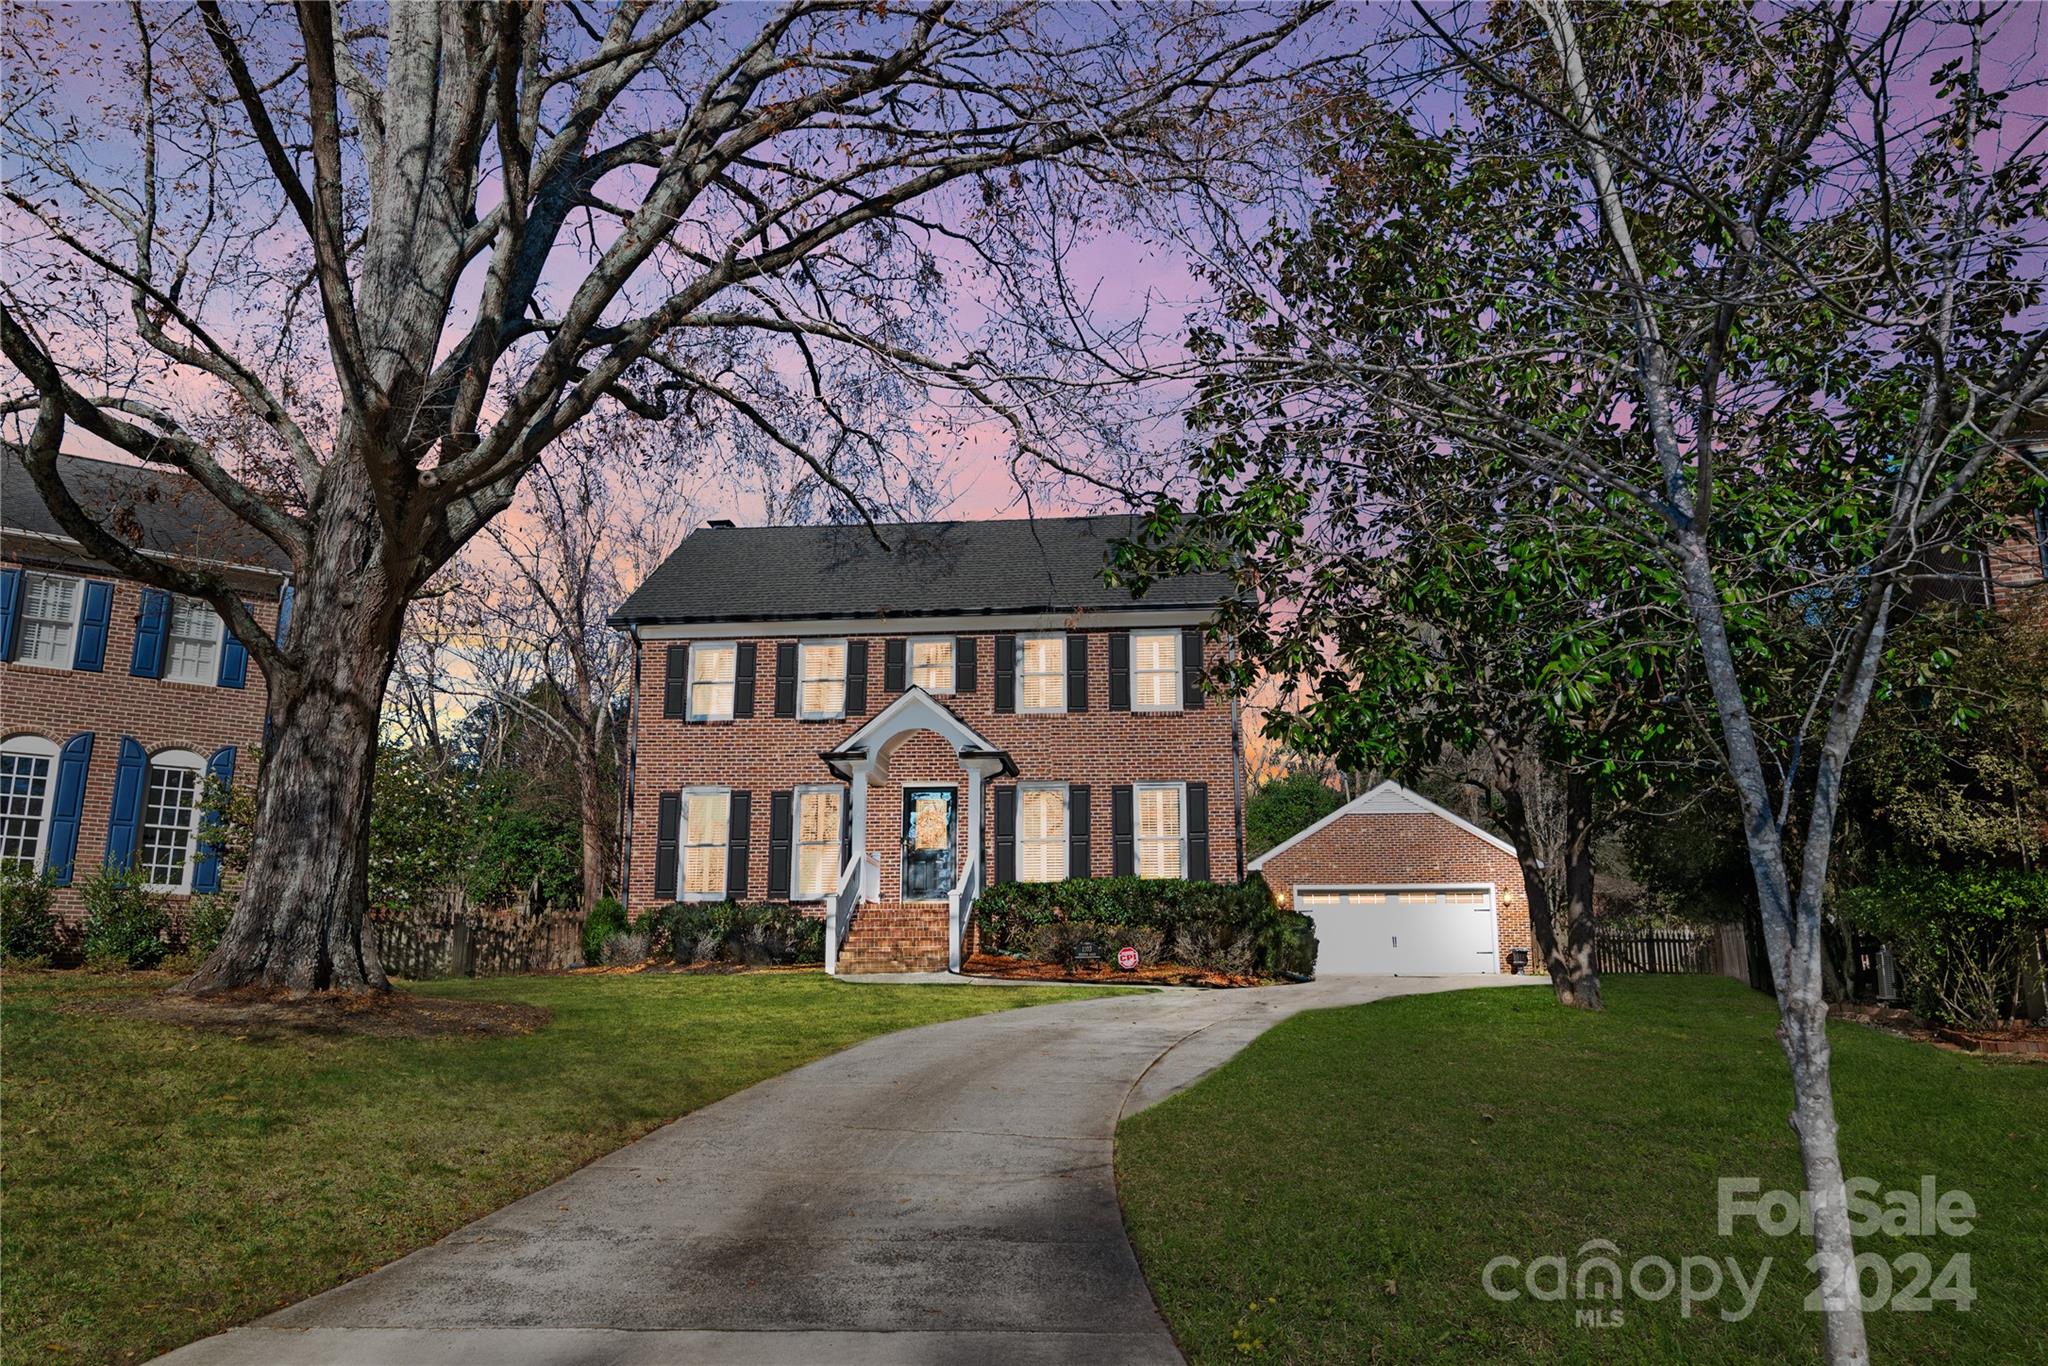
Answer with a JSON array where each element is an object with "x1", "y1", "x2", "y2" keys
[
  {"x1": 1495, "y1": 753, "x2": 1604, "y2": 1010},
  {"x1": 575, "y1": 727, "x2": 610, "y2": 918},
  {"x1": 180, "y1": 475, "x2": 408, "y2": 996}
]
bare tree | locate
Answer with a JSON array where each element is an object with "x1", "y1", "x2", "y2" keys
[{"x1": 0, "y1": 1, "x2": 1324, "y2": 993}]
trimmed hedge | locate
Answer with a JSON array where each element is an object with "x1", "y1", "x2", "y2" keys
[
  {"x1": 652, "y1": 901, "x2": 825, "y2": 966},
  {"x1": 975, "y1": 875, "x2": 1317, "y2": 978}
]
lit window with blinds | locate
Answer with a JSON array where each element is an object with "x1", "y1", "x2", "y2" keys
[
  {"x1": 909, "y1": 637, "x2": 955, "y2": 692},
  {"x1": 1017, "y1": 634, "x2": 1065, "y2": 712},
  {"x1": 688, "y1": 643, "x2": 737, "y2": 720},
  {"x1": 163, "y1": 597, "x2": 223, "y2": 685},
  {"x1": 798, "y1": 640, "x2": 847, "y2": 718},
  {"x1": 681, "y1": 790, "x2": 730, "y2": 898},
  {"x1": 1131, "y1": 631, "x2": 1180, "y2": 710},
  {"x1": 1134, "y1": 784, "x2": 1184, "y2": 879},
  {"x1": 793, "y1": 787, "x2": 843, "y2": 898},
  {"x1": 1017, "y1": 785, "x2": 1068, "y2": 882},
  {"x1": 15, "y1": 572, "x2": 79, "y2": 669}
]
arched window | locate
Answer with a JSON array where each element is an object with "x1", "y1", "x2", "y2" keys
[
  {"x1": 139, "y1": 749, "x2": 205, "y2": 892},
  {"x1": 0, "y1": 735, "x2": 59, "y2": 873}
]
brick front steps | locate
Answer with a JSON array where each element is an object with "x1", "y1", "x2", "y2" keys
[{"x1": 837, "y1": 902, "x2": 949, "y2": 974}]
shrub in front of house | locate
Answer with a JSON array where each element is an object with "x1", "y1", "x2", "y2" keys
[
  {"x1": 1838, "y1": 864, "x2": 2048, "y2": 1029},
  {"x1": 79, "y1": 868, "x2": 171, "y2": 971},
  {"x1": 974, "y1": 875, "x2": 1316, "y2": 978},
  {"x1": 581, "y1": 895, "x2": 629, "y2": 965},
  {"x1": 0, "y1": 862, "x2": 60, "y2": 965},
  {"x1": 182, "y1": 893, "x2": 234, "y2": 957},
  {"x1": 656, "y1": 902, "x2": 825, "y2": 966}
]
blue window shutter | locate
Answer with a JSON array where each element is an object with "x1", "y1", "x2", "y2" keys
[
  {"x1": 72, "y1": 581, "x2": 112, "y2": 672},
  {"x1": 191, "y1": 746, "x2": 237, "y2": 894},
  {"x1": 104, "y1": 737, "x2": 148, "y2": 871},
  {"x1": 46, "y1": 732, "x2": 94, "y2": 886},
  {"x1": 0, "y1": 567, "x2": 21, "y2": 662},
  {"x1": 130, "y1": 589, "x2": 170, "y2": 678},
  {"x1": 275, "y1": 583, "x2": 293, "y2": 647},
  {"x1": 217, "y1": 606, "x2": 249, "y2": 688}
]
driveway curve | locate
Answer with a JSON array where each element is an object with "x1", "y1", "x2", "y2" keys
[{"x1": 159, "y1": 975, "x2": 1534, "y2": 1366}]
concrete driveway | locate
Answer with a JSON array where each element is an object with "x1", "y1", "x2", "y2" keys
[{"x1": 158, "y1": 974, "x2": 1535, "y2": 1366}]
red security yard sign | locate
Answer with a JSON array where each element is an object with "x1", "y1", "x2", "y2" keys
[{"x1": 1117, "y1": 946, "x2": 1139, "y2": 971}]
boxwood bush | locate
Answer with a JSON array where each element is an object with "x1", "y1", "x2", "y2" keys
[
  {"x1": 79, "y1": 868, "x2": 170, "y2": 971},
  {"x1": 653, "y1": 901, "x2": 825, "y2": 966},
  {"x1": 0, "y1": 861, "x2": 60, "y2": 964},
  {"x1": 974, "y1": 875, "x2": 1317, "y2": 978}
]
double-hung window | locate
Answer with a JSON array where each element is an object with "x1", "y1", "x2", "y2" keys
[
  {"x1": 680, "y1": 789, "x2": 731, "y2": 900},
  {"x1": 1017, "y1": 784, "x2": 1068, "y2": 883},
  {"x1": 909, "y1": 637, "x2": 955, "y2": 693},
  {"x1": 164, "y1": 597, "x2": 222, "y2": 685},
  {"x1": 688, "y1": 643, "x2": 737, "y2": 721},
  {"x1": 139, "y1": 749, "x2": 205, "y2": 891},
  {"x1": 798, "y1": 639, "x2": 847, "y2": 719},
  {"x1": 0, "y1": 736, "x2": 58, "y2": 872},
  {"x1": 1131, "y1": 631, "x2": 1181, "y2": 711},
  {"x1": 1017, "y1": 634, "x2": 1065, "y2": 713},
  {"x1": 792, "y1": 785, "x2": 844, "y2": 899},
  {"x1": 1134, "y1": 783, "x2": 1186, "y2": 879},
  {"x1": 16, "y1": 572, "x2": 81, "y2": 669}
]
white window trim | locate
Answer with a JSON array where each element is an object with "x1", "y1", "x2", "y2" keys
[
  {"x1": 1130, "y1": 630, "x2": 1182, "y2": 714},
  {"x1": 1132, "y1": 781, "x2": 1188, "y2": 880},
  {"x1": 789, "y1": 783, "x2": 846, "y2": 902},
  {"x1": 161, "y1": 597, "x2": 224, "y2": 688},
  {"x1": 1017, "y1": 781, "x2": 1069, "y2": 884},
  {"x1": 797, "y1": 637, "x2": 848, "y2": 721},
  {"x1": 1015, "y1": 632, "x2": 1067, "y2": 715},
  {"x1": 678, "y1": 786, "x2": 732, "y2": 902},
  {"x1": 907, "y1": 635, "x2": 957, "y2": 694},
  {"x1": 686, "y1": 641, "x2": 737, "y2": 722},
  {"x1": 0, "y1": 735, "x2": 60, "y2": 873},
  {"x1": 14, "y1": 572, "x2": 84, "y2": 672},
  {"x1": 139, "y1": 748, "x2": 206, "y2": 893}
]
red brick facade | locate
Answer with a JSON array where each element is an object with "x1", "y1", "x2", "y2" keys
[
  {"x1": 1253, "y1": 807, "x2": 1536, "y2": 974},
  {"x1": 1, "y1": 551, "x2": 279, "y2": 925},
  {"x1": 624, "y1": 627, "x2": 1241, "y2": 916}
]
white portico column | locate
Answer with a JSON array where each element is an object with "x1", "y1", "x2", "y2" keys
[
  {"x1": 850, "y1": 765, "x2": 870, "y2": 901},
  {"x1": 952, "y1": 756, "x2": 997, "y2": 973}
]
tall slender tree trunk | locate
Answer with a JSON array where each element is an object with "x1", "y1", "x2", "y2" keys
[
  {"x1": 1496, "y1": 754, "x2": 1604, "y2": 1010},
  {"x1": 180, "y1": 475, "x2": 409, "y2": 996},
  {"x1": 575, "y1": 727, "x2": 610, "y2": 917}
]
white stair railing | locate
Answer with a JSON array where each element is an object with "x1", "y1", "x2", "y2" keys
[{"x1": 947, "y1": 850, "x2": 980, "y2": 974}]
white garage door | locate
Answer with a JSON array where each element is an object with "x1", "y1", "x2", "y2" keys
[{"x1": 1297, "y1": 888, "x2": 1498, "y2": 975}]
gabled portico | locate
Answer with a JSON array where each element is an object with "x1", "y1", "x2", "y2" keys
[{"x1": 820, "y1": 687, "x2": 1016, "y2": 973}]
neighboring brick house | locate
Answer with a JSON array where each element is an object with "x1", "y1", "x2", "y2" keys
[
  {"x1": 610, "y1": 515, "x2": 1245, "y2": 973},
  {"x1": 1249, "y1": 781, "x2": 1536, "y2": 976},
  {"x1": 1, "y1": 454, "x2": 289, "y2": 929}
]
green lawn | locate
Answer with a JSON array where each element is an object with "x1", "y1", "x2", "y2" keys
[
  {"x1": 1, "y1": 970, "x2": 1118, "y2": 1366},
  {"x1": 1117, "y1": 977, "x2": 2048, "y2": 1364}
]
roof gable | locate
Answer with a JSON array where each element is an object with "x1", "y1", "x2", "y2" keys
[
  {"x1": 4, "y1": 453, "x2": 291, "y2": 574},
  {"x1": 1247, "y1": 780, "x2": 1519, "y2": 870}
]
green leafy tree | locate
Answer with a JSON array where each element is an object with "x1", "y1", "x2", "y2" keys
[{"x1": 1246, "y1": 772, "x2": 1346, "y2": 858}]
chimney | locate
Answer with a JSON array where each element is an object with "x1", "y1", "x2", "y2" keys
[{"x1": 705, "y1": 518, "x2": 736, "y2": 529}]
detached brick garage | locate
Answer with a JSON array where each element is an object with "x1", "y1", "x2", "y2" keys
[{"x1": 1250, "y1": 781, "x2": 1536, "y2": 976}]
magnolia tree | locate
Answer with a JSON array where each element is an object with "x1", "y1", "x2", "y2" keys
[
  {"x1": 1143, "y1": 4, "x2": 2045, "y2": 1359},
  {"x1": 0, "y1": 0, "x2": 1322, "y2": 994}
]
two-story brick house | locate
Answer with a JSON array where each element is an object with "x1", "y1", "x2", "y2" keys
[
  {"x1": 611, "y1": 514, "x2": 1244, "y2": 973},
  {"x1": 1, "y1": 454, "x2": 288, "y2": 930}
]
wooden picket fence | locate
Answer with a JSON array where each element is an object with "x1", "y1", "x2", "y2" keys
[{"x1": 1595, "y1": 923, "x2": 1753, "y2": 980}]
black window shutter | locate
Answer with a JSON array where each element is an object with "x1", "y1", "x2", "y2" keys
[
  {"x1": 1182, "y1": 627, "x2": 1206, "y2": 710},
  {"x1": 1111, "y1": 785, "x2": 1135, "y2": 877},
  {"x1": 840, "y1": 789, "x2": 853, "y2": 872},
  {"x1": 994, "y1": 786, "x2": 1017, "y2": 883},
  {"x1": 884, "y1": 638, "x2": 906, "y2": 692},
  {"x1": 846, "y1": 640, "x2": 869, "y2": 714},
  {"x1": 733, "y1": 643, "x2": 757, "y2": 718},
  {"x1": 1186, "y1": 782, "x2": 1210, "y2": 881},
  {"x1": 955, "y1": 636, "x2": 978, "y2": 692},
  {"x1": 726, "y1": 791, "x2": 752, "y2": 898},
  {"x1": 773, "y1": 643, "x2": 798, "y2": 717},
  {"x1": 767, "y1": 791, "x2": 794, "y2": 898},
  {"x1": 654, "y1": 792, "x2": 681, "y2": 899},
  {"x1": 1065, "y1": 633, "x2": 1088, "y2": 712},
  {"x1": 1108, "y1": 633, "x2": 1131, "y2": 711},
  {"x1": 993, "y1": 634, "x2": 1016, "y2": 712},
  {"x1": 1068, "y1": 784, "x2": 1091, "y2": 879},
  {"x1": 663, "y1": 645, "x2": 688, "y2": 719}
]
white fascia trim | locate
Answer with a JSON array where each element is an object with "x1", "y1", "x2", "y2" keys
[
  {"x1": 631, "y1": 606, "x2": 1215, "y2": 641},
  {"x1": 1247, "y1": 780, "x2": 1518, "y2": 870},
  {"x1": 834, "y1": 685, "x2": 998, "y2": 761},
  {"x1": 2, "y1": 527, "x2": 291, "y2": 584}
]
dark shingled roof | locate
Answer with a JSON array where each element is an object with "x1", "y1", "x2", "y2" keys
[
  {"x1": 611, "y1": 513, "x2": 1230, "y2": 625},
  {"x1": 3, "y1": 453, "x2": 291, "y2": 573}
]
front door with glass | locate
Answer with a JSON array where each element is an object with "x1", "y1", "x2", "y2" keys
[{"x1": 901, "y1": 786, "x2": 956, "y2": 901}]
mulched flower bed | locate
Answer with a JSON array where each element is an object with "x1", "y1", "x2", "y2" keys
[
  {"x1": 1830, "y1": 1001, "x2": 2048, "y2": 1061},
  {"x1": 964, "y1": 953, "x2": 1266, "y2": 988}
]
